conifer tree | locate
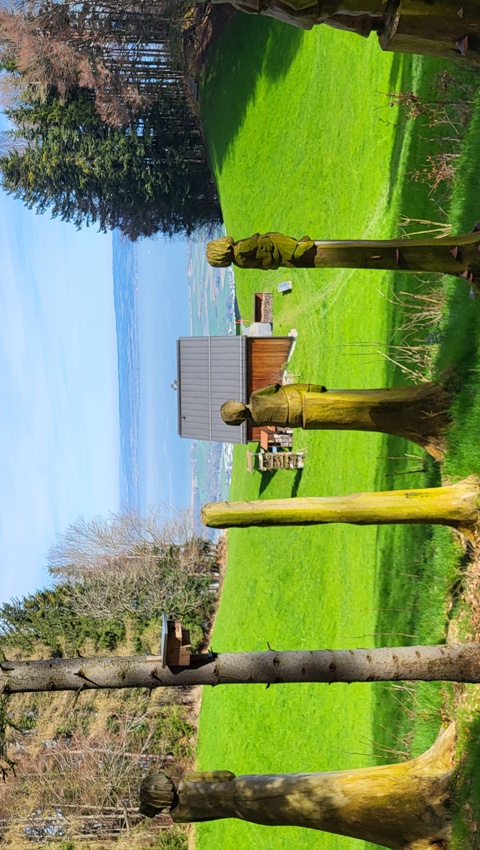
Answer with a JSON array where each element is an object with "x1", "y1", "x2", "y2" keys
[{"x1": 1, "y1": 88, "x2": 220, "y2": 238}]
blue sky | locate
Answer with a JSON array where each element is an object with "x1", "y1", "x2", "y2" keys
[
  {"x1": 137, "y1": 238, "x2": 191, "y2": 511},
  {"x1": 0, "y1": 189, "x2": 120, "y2": 605},
  {"x1": 0, "y1": 107, "x2": 197, "y2": 606}
]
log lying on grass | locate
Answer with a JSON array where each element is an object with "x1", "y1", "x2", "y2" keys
[{"x1": 6, "y1": 644, "x2": 480, "y2": 691}]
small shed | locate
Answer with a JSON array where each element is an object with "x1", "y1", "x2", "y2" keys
[{"x1": 177, "y1": 336, "x2": 294, "y2": 444}]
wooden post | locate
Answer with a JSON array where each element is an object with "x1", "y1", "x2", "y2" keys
[
  {"x1": 201, "y1": 477, "x2": 480, "y2": 539},
  {"x1": 206, "y1": 230, "x2": 480, "y2": 287},
  {"x1": 380, "y1": 0, "x2": 480, "y2": 64},
  {"x1": 139, "y1": 725, "x2": 455, "y2": 850}
]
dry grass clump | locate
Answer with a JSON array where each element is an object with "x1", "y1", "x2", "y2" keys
[
  {"x1": 379, "y1": 285, "x2": 447, "y2": 383},
  {"x1": 0, "y1": 640, "x2": 200, "y2": 847}
]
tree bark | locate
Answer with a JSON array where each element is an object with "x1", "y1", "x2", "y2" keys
[
  {"x1": 380, "y1": 0, "x2": 480, "y2": 65},
  {"x1": 301, "y1": 384, "x2": 450, "y2": 458},
  {"x1": 201, "y1": 476, "x2": 480, "y2": 539},
  {"x1": 140, "y1": 725, "x2": 455, "y2": 850},
  {"x1": 206, "y1": 230, "x2": 480, "y2": 285},
  {"x1": 5, "y1": 645, "x2": 480, "y2": 692},
  {"x1": 222, "y1": 382, "x2": 451, "y2": 459}
]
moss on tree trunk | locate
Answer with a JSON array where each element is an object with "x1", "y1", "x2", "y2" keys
[
  {"x1": 202, "y1": 476, "x2": 480, "y2": 540},
  {"x1": 140, "y1": 725, "x2": 456, "y2": 850},
  {"x1": 301, "y1": 383, "x2": 450, "y2": 459},
  {"x1": 206, "y1": 230, "x2": 480, "y2": 286}
]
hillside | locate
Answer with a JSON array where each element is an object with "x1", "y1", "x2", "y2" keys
[{"x1": 196, "y1": 13, "x2": 480, "y2": 850}]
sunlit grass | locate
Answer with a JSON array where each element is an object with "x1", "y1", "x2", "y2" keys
[{"x1": 196, "y1": 16, "x2": 480, "y2": 850}]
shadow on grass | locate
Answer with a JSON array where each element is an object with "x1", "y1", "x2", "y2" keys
[
  {"x1": 290, "y1": 468, "x2": 303, "y2": 496},
  {"x1": 370, "y1": 424, "x2": 461, "y2": 764},
  {"x1": 200, "y1": 15, "x2": 303, "y2": 173},
  {"x1": 377, "y1": 72, "x2": 480, "y2": 785},
  {"x1": 388, "y1": 52, "x2": 408, "y2": 91},
  {"x1": 433, "y1": 80, "x2": 480, "y2": 480},
  {"x1": 371, "y1": 516, "x2": 455, "y2": 765},
  {"x1": 372, "y1": 62, "x2": 480, "y2": 476},
  {"x1": 448, "y1": 79, "x2": 480, "y2": 232},
  {"x1": 383, "y1": 54, "x2": 416, "y2": 206},
  {"x1": 438, "y1": 91, "x2": 480, "y2": 369},
  {"x1": 386, "y1": 59, "x2": 480, "y2": 224},
  {"x1": 257, "y1": 466, "x2": 303, "y2": 495},
  {"x1": 258, "y1": 468, "x2": 278, "y2": 495}
]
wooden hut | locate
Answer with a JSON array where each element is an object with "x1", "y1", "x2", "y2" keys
[{"x1": 177, "y1": 336, "x2": 294, "y2": 444}]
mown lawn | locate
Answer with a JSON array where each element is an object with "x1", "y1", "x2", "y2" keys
[{"x1": 196, "y1": 15, "x2": 480, "y2": 850}]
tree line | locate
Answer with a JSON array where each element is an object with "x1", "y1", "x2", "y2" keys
[
  {"x1": 0, "y1": 509, "x2": 218, "y2": 657},
  {"x1": 0, "y1": 0, "x2": 221, "y2": 237},
  {"x1": 0, "y1": 505, "x2": 479, "y2": 849},
  {"x1": 0, "y1": 509, "x2": 219, "y2": 848}
]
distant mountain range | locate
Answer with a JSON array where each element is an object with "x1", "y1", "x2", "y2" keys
[
  {"x1": 112, "y1": 230, "x2": 140, "y2": 511},
  {"x1": 112, "y1": 226, "x2": 235, "y2": 519}
]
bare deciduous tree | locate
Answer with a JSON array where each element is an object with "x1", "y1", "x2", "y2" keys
[
  {"x1": 0, "y1": 0, "x2": 192, "y2": 124},
  {"x1": 0, "y1": 710, "x2": 184, "y2": 844},
  {"x1": 47, "y1": 509, "x2": 217, "y2": 621},
  {"x1": 48, "y1": 507, "x2": 196, "y2": 576}
]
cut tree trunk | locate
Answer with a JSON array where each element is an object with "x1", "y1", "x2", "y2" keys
[
  {"x1": 140, "y1": 724, "x2": 455, "y2": 850},
  {"x1": 312, "y1": 233, "x2": 480, "y2": 275},
  {"x1": 380, "y1": 0, "x2": 480, "y2": 65},
  {"x1": 206, "y1": 230, "x2": 480, "y2": 286},
  {"x1": 213, "y1": 0, "x2": 480, "y2": 65},
  {"x1": 5, "y1": 644, "x2": 480, "y2": 691},
  {"x1": 201, "y1": 476, "x2": 480, "y2": 539},
  {"x1": 233, "y1": 382, "x2": 450, "y2": 459},
  {"x1": 303, "y1": 384, "x2": 450, "y2": 458}
]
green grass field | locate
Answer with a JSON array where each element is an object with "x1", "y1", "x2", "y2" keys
[{"x1": 196, "y1": 16, "x2": 480, "y2": 850}]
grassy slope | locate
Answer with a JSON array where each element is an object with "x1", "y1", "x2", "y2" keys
[{"x1": 196, "y1": 16, "x2": 477, "y2": 850}]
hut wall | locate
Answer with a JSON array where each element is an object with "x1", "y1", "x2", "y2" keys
[
  {"x1": 177, "y1": 336, "x2": 293, "y2": 444},
  {"x1": 177, "y1": 337, "x2": 247, "y2": 444},
  {"x1": 246, "y1": 338, "x2": 293, "y2": 442}
]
